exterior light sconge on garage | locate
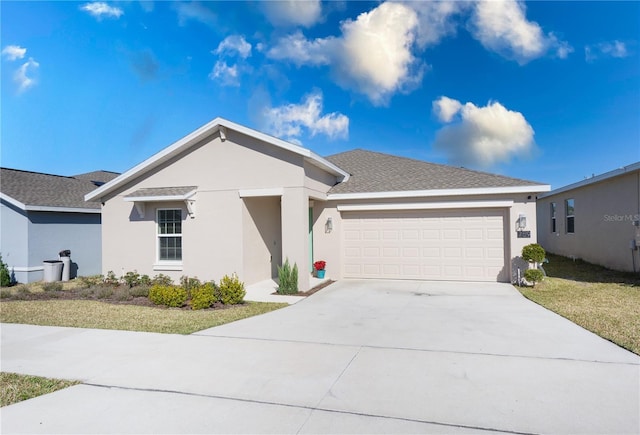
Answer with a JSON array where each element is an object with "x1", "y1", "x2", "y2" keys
[
  {"x1": 325, "y1": 217, "x2": 333, "y2": 233},
  {"x1": 516, "y1": 214, "x2": 527, "y2": 231}
]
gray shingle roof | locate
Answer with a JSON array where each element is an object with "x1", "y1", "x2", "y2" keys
[
  {"x1": 0, "y1": 168, "x2": 119, "y2": 210},
  {"x1": 124, "y1": 186, "x2": 198, "y2": 199},
  {"x1": 325, "y1": 149, "x2": 544, "y2": 194},
  {"x1": 72, "y1": 170, "x2": 120, "y2": 186}
]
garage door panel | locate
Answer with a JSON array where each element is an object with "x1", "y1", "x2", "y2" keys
[{"x1": 342, "y1": 209, "x2": 506, "y2": 282}]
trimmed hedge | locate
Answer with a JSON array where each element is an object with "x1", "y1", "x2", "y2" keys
[
  {"x1": 218, "y1": 274, "x2": 246, "y2": 305},
  {"x1": 149, "y1": 285, "x2": 187, "y2": 308},
  {"x1": 190, "y1": 282, "x2": 217, "y2": 310}
]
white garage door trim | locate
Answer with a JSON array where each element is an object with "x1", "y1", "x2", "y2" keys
[{"x1": 342, "y1": 208, "x2": 509, "y2": 282}]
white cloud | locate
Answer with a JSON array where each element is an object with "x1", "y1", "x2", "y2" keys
[
  {"x1": 214, "y1": 35, "x2": 252, "y2": 59},
  {"x1": 585, "y1": 40, "x2": 630, "y2": 62},
  {"x1": 469, "y1": 0, "x2": 571, "y2": 64},
  {"x1": 262, "y1": 0, "x2": 322, "y2": 28},
  {"x1": 406, "y1": 1, "x2": 467, "y2": 48},
  {"x1": 209, "y1": 61, "x2": 239, "y2": 86},
  {"x1": 174, "y1": 2, "x2": 216, "y2": 27},
  {"x1": 266, "y1": 31, "x2": 335, "y2": 66},
  {"x1": 80, "y1": 2, "x2": 124, "y2": 20},
  {"x1": 433, "y1": 97, "x2": 534, "y2": 167},
  {"x1": 433, "y1": 96, "x2": 463, "y2": 123},
  {"x1": 263, "y1": 91, "x2": 349, "y2": 142},
  {"x1": 267, "y1": 2, "x2": 422, "y2": 106},
  {"x1": 14, "y1": 57, "x2": 40, "y2": 93},
  {"x1": 2, "y1": 45, "x2": 27, "y2": 61}
]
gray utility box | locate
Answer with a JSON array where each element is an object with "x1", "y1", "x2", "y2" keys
[{"x1": 43, "y1": 260, "x2": 63, "y2": 282}]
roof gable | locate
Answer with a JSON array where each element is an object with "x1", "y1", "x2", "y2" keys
[
  {"x1": 86, "y1": 117, "x2": 349, "y2": 202},
  {"x1": 325, "y1": 149, "x2": 548, "y2": 195},
  {"x1": 538, "y1": 161, "x2": 640, "y2": 198}
]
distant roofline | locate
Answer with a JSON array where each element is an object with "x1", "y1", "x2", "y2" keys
[
  {"x1": 538, "y1": 161, "x2": 640, "y2": 199},
  {"x1": 0, "y1": 193, "x2": 100, "y2": 213}
]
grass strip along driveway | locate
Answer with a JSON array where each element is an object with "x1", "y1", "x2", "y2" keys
[
  {"x1": 0, "y1": 300, "x2": 288, "y2": 335},
  {"x1": 1, "y1": 372, "x2": 79, "y2": 407},
  {"x1": 519, "y1": 253, "x2": 640, "y2": 355}
]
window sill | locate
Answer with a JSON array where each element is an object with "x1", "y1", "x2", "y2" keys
[{"x1": 153, "y1": 263, "x2": 183, "y2": 272}]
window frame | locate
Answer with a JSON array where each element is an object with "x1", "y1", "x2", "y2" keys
[
  {"x1": 565, "y1": 199, "x2": 575, "y2": 234},
  {"x1": 550, "y1": 202, "x2": 557, "y2": 233},
  {"x1": 156, "y1": 208, "x2": 183, "y2": 267}
]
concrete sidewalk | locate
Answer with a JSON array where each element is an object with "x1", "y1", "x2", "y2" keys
[{"x1": 2, "y1": 280, "x2": 639, "y2": 434}]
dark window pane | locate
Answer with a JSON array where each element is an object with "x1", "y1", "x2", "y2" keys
[
  {"x1": 567, "y1": 216, "x2": 575, "y2": 233},
  {"x1": 159, "y1": 236, "x2": 182, "y2": 261}
]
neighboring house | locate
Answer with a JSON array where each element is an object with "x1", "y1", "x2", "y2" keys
[
  {"x1": 0, "y1": 168, "x2": 119, "y2": 283},
  {"x1": 86, "y1": 118, "x2": 549, "y2": 291},
  {"x1": 537, "y1": 162, "x2": 640, "y2": 273}
]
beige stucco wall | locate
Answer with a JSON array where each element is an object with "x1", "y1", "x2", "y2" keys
[
  {"x1": 101, "y1": 130, "x2": 337, "y2": 289},
  {"x1": 537, "y1": 170, "x2": 640, "y2": 272},
  {"x1": 311, "y1": 193, "x2": 539, "y2": 283}
]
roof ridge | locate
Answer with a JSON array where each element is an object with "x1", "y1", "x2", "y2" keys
[{"x1": 1, "y1": 167, "x2": 77, "y2": 180}]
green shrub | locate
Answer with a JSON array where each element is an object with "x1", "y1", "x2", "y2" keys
[
  {"x1": 139, "y1": 274, "x2": 152, "y2": 286},
  {"x1": 95, "y1": 286, "x2": 114, "y2": 299},
  {"x1": 180, "y1": 276, "x2": 202, "y2": 295},
  {"x1": 114, "y1": 288, "x2": 132, "y2": 301},
  {"x1": 218, "y1": 274, "x2": 246, "y2": 305},
  {"x1": 122, "y1": 271, "x2": 141, "y2": 288},
  {"x1": 148, "y1": 285, "x2": 187, "y2": 308},
  {"x1": 104, "y1": 271, "x2": 119, "y2": 286},
  {"x1": 42, "y1": 282, "x2": 63, "y2": 292},
  {"x1": 190, "y1": 282, "x2": 217, "y2": 310},
  {"x1": 277, "y1": 258, "x2": 298, "y2": 295},
  {"x1": 522, "y1": 244, "x2": 546, "y2": 264},
  {"x1": 0, "y1": 255, "x2": 11, "y2": 287},
  {"x1": 524, "y1": 268, "x2": 544, "y2": 287},
  {"x1": 129, "y1": 286, "x2": 150, "y2": 298},
  {"x1": 151, "y1": 274, "x2": 173, "y2": 286},
  {"x1": 78, "y1": 275, "x2": 103, "y2": 288}
]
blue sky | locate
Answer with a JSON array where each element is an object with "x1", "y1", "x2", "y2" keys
[{"x1": 2, "y1": 1, "x2": 638, "y2": 189}]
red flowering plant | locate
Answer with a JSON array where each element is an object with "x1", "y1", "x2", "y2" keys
[{"x1": 313, "y1": 260, "x2": 326, "y2": 271}]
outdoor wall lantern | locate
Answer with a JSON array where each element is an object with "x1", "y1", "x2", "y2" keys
[
  {"x1": 325, "y1": 217, "x2": 333, "y2": 233},
  {"x1": 516, "y1": 213, "x2": 527, "y2": 231}
]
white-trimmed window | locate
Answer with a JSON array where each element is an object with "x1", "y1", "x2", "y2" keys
[
  {"x1": 550, "y1": 202, "x2": 557, "y2": 233},
  {"x1": 565, "y1": 199, "x2": 575, "y2": 234},
  {"x1": 157, "y1": 209, "x2": 182, "y2": 261}
]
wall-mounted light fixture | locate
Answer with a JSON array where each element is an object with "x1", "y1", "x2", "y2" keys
[
  {"x1": 516, "y1": 213, "x2": 527, "y2": 231},
  {"x1": 325, "y1": 217, "x2": 333, "y2": 233}
]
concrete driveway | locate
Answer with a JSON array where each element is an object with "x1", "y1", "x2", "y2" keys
[{"x1": 2, "y1": 280, "x2": 639, "y2": 434}]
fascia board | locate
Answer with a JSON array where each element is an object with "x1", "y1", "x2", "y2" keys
[
  {"x1": 538, "y1": 162, "x2": 640, "y2": 199},
  {"x1": 25, "y1": 205, "x2": 101, "y2": 213},
  {"x1": 0, "y1": 193, "x2": 27, "y2": 211},
  {"x1": 337, "y1": 200, "x2": 514, "y2": 212},
  {"x1": 328, "y1": 185, "x2": 550, "y2": 201},
  {"x1": 238, "y1": 188, "x2": 284, "y2": 198}
]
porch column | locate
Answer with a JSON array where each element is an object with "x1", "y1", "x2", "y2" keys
[{"x1": 281, "y1": 187, "x2": 310, "y2": 292}]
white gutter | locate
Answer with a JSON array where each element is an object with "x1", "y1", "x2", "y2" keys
[
  {"x1": 538, "y1": 162, "x2": 640, "y2": 199},
  {"x1": 328, "y1": 185, "x2": 550, "y2": 201},
  {"x1": 337, "y1": 200, "x2": 514, "y2": 212}
]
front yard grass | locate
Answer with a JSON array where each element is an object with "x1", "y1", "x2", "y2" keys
[
  {"x1": 1, "y1": 372, "x2": 79, "y2": 407},
  {"x1": 519, "y1": 253, "x2": 640, "y2": 355},
  {"x1": 0, "y1": 300, "x2": 288, "y2": 334}
]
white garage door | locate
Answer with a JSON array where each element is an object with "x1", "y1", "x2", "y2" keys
[{"x1": 342, "y1": 209, "x2": 507, "y2": 282}]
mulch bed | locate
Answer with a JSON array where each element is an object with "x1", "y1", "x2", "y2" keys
[{"x1": 272, "y1": 280, "x2": 335, "y2": 297}]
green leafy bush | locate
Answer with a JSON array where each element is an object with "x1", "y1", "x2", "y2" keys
[
  {"x1": 180, "y1": 276, "x2": 202, "y2": 295},
  {"x1": 149, "y1": 285, "x2": 187, "y2": 308},
  {"x1": 42, "y1": 282, "x2": 63, "y2": 292},
  {"x1": 190, "y1": 282, "x2": 217, "y2": 310},
  {"x1": 277, "y1": 258, "x2": 298, "y2": 295},
  {"x1": 522, "y1": 244, "x2": 546, "y2": 264},
  {"x1": 122, "y1": 271, "x2": 141, "y2": 288},
  {"x1": 78, "y1": 275, "x2": 103, "y2": 288},
  {"x1": 129, "y1": 286, "x2": 150, "y2": 298},
  {"x1": 524, "y1": 268, "x2": 544, "y2": 286},
  {"x1": 104, "y1": 271, "x2": 119, "y2": 286},
  {"x1": 218, "y1": 274, "x2": 246, "y2": 305},
  {"x1": 0, "y1": 255, "x2": 11, "y2": 287},
  {"x1": 139, "y1": 275, "x2": 152, "y2": 286},
  {"x1": 151, "y1": 274, "x2": 173, "y2": 286}
]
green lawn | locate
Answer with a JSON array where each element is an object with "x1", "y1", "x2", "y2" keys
[
  {"x1": 1, "y1": 372, "x2": 79, "y2": 407},
  {"x1": 0, "y1": 300, "x2": 288, "y2": 334},
  {"x1": 519, "y1": 254, "x2": 640, "y2": 355}
]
